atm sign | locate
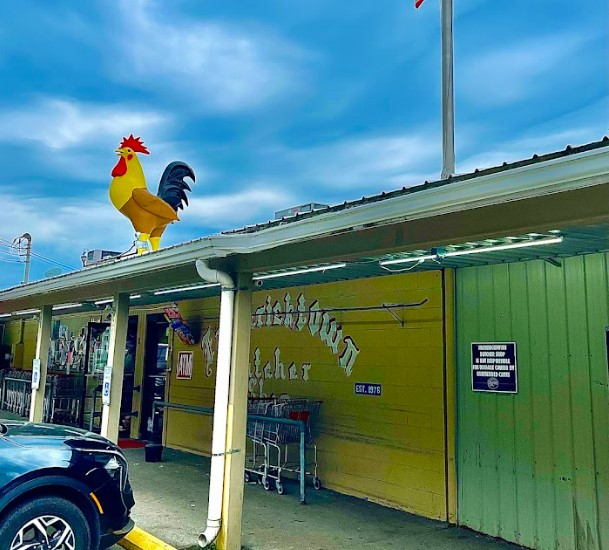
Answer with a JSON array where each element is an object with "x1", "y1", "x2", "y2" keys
[{"x1": 177, "y1": 351, "x2": 194, "y2": 380}]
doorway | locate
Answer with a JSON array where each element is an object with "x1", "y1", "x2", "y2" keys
[
  {"x1": 119, "y1": 316, "x2": 139, "y2": 438},
  {"x1": 81, "y1": 317, "x2": 139, "y2": 435},
  {"x1": 140, "y1": 313, "x2": 169, "y2": 440}
]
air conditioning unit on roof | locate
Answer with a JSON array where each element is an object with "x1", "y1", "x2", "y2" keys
[
  {"x1": 81, "y1": 249, "x2": 121, "y2": 267},
  {"x1": 274, "y1": 202, "x2": 329, "y2": 220}
]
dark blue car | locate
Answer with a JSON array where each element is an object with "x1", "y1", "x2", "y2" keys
[{"x1": 0, "y1": 420, "x2": 135, "y2": 549}]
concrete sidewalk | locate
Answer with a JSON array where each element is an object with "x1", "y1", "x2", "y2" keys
[
  {"x1": 121, "y1": 447, "x2": 522, "y2": 550},
  {"x1": 0, "y1": 411, "x2": 28, "y2": 421}
]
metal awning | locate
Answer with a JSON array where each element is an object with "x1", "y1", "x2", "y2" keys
[{"x1": 2, "y1": 224, "x2": 607, "y2": 320}]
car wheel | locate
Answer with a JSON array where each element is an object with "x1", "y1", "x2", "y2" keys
[{"x1": 0, "y1": 496, "x2": 92, "y2": 550}]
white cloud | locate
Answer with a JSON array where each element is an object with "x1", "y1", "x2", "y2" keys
[
  {"x1": 0, "y1": 193, "x2": 135, "y2": 260},
  {"x1": 459, "y1": 33, "x2": 591, "y2": 106},
  {"x1": 0, "y1": 97, "x2": 208, "y2": 186},
  {"x1": 43, "y1": 138, "x2": 210, "y2": 187},
  {"x1": 458, "y1": 126, "x2": 599, "y2": 174},
  {"x1": 271, "y1": 131, "x2": 441, "y2": 191},
  {"x1": 0, "y1": 97, "x2": 167, "y2": 150},
  {"x1": 185, "y1": 186, "x2": 296, "y2": 229},
  {"x1": 113, "y1": 0, "x2": 310, "y2": 112}
]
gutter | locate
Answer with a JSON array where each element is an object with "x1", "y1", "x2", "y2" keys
[{"x1": 194, "y1": 259, "x2": 235, "y2": 548}]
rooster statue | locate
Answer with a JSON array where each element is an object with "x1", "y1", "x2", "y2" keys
[{"x1": 109, "y1": 135, "x2": 194, "y2": 253}]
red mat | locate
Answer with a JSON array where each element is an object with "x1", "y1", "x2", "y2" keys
[{"x1": 118, "y1": 439, "x2": 147, "y2": 449}]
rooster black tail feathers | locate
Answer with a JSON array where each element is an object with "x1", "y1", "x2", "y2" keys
[{"x1": 157, "y1": 161, "x2": 195, "y2": 212}]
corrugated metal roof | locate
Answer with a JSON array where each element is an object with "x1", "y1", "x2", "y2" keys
[{"x1": 225, "y1": 137, "x2": 609, "y2": 235}]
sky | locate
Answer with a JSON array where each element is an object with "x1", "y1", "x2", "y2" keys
[{"x1": 0, "y1": 0, "x2": 606, "y2": 288}]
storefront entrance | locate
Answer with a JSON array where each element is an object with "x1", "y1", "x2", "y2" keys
[
  {"x1": 0, "y1": 315, "x2": 140, "y2": 436},
  {"x1": 140, "y1": 313, "x2": 169, "y2": 440}
]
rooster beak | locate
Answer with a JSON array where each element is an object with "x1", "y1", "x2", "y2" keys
[{"x1": 115, "y1": 149, "x2": 124, "y2": 156}]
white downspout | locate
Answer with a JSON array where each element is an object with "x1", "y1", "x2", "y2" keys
[{"x1": 196, "y1": 259, "x2": 235, "y2": 548}]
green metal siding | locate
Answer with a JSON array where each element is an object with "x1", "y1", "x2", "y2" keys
[{"x1": 456, "y1": 253, "x2": 609, "y2": 550}]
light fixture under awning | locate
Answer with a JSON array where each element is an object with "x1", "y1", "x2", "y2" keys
[
  {"x1": 380, "y1": 236, "x2": 563, "y2": 266},
  {"x1": 253, "y1": 262, "x2": 347, "y2": 281}
]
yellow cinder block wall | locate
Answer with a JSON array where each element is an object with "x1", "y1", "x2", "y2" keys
[{"x1": 165, "y1": 271, "x2": 448, "y2": 520}]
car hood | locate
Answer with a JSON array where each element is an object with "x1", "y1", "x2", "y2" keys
[{"x1": 0, "y1": 420, "x2": 118, "y2": 451}]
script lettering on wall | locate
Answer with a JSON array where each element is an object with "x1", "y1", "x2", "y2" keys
[
  {"x1": 197, "y1": 292, "x2": 362, "y2": 395},
  {"x1": 249, "y1": 292, "x2": 361, "y2": 396},
  {"x1": 200, "y1": 326, "x2": 218, "y2": 377}
]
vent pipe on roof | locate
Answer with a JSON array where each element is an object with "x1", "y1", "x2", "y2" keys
[{"x1": 195, "y1": 259, "x2": 235, "y2": 548}]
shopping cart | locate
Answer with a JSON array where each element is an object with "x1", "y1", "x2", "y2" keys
[
  {"x1": 245, "y1": 396, "x2": 322, "y2": 496},
  {"x1": 244, "y1": 399, "x2": 274, "y2": 485}
]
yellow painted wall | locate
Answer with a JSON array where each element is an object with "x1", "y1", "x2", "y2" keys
[
  {"x1": 164, "y1": 297, "x2": 220, "y2": 455},
  {"x1": 164, "y1": 271, "x2": 448, "y2": 520},
  {"x1": 2, "y1": 319, "x2": 37, "y2": 369}
]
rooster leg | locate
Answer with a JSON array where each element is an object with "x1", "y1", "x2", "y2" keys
[
  {"x1": 137, "y1": 233, "x2": 151, "y2": 255},
  {"x1": 150, "y1": 237, "x2": 161, "y2": 251},
  {"x1": 150, "y1": 226, "x2": 166, "y2": 252}
]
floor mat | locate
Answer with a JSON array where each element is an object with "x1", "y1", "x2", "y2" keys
[{"x1": 118, "y1": 438, "x2": 147, "y2": 449}]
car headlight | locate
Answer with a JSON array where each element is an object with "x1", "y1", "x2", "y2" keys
[
  {"x1": 104, "y1": 456, "x2": 122, "y2": 481},
  {"x1": 77, "y1": 449, "x2": 128, "y2": 490}
]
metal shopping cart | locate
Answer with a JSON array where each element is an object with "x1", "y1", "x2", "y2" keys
[
  {"x1": 244, "y1": 398, "x2": 274, "y2": 486},
  {"x1": 245, "y1": 396, "x2": 322, "y2": 497}
]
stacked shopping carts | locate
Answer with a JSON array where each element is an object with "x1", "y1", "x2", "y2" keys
[{"x1": 245, "y1": 397, "x2": 322, "y2": 497}]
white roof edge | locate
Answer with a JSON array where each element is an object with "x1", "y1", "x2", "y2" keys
[
  {"x1": 1, "y1": 145, "x2": 607, "y2": 303},
  {"x1": 0, "y1": 241, "x2": 217, "y2": 302}
]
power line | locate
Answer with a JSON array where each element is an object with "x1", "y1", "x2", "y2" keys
[
  {"x1": 28, "y1": 250, "x2": 77, "y2": 272},
  {"x1": 0, "y1": 257, "x2": 25, "y2": 264},
  {"x1": 7, "y1": 246, "x2": 75, "y2": 271},
  {"x1": 0, "y1": 257, "x2": 22, "y2": 265},
  {"x1": 0, "y1": 236, "x2": 77, "y2": 272}
]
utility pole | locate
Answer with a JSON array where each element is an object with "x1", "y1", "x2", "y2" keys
[
  {"x1": 12, "y1": 233, "x2": 32, "y2": 356},
  {"x1": 12, "y1": 232, "x2": 32, "y2": 284},
  {"x1": 21, "y1": 233, "x2": 32, "y2": 284}
]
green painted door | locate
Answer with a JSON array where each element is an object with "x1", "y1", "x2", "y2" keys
[{"x1": 456, "y1": 253, "x2": 609, "y2": 550}]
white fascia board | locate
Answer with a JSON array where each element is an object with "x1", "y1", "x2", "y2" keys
[{"x1": 0, "y1": 145, "x2": 607, "y2": 305}]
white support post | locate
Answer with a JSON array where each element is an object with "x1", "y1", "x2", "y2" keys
[
  {"x1": 217, "y1": 273, "x2": 253, "y2": 550},
  {"x1": 29, "y1": 305, "x2": 52, "y2": 423},
  {"x1": 101, "y1": 293, "x2": 130, "y2": 443}
]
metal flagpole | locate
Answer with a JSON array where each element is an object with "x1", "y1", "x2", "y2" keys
[{"x1": 440, "y1": 0, "x2": 455, "y2": 178}]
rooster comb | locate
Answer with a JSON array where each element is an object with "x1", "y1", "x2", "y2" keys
[{"x1": 119, "y1": 135, "x2": 150, "y2": 154}]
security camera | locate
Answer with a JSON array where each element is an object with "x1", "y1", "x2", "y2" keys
[
  {"x1": 254, "y1": 279, "x2": 264, "y2": 287},
  {"x1": 431, "y1": 247, "x2": 447, "y2": 260}
]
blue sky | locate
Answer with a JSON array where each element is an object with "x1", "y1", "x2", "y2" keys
[{"x1": 0, "y1": 0, "x2": 606, "y2": 287}]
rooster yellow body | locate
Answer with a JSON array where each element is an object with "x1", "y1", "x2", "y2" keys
[{"x1": 109, "y1": 136, "x2": 193, "y2": 252}]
